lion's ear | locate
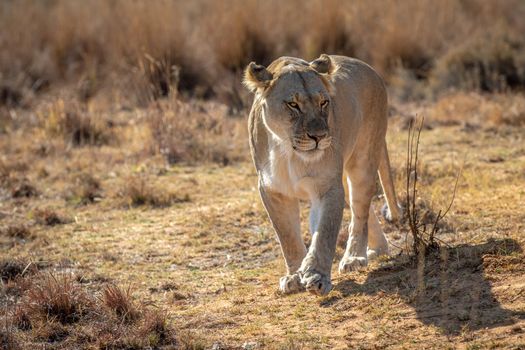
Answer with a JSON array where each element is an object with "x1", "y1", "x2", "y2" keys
[
  {"x1": 310, "y1": 54, "x2": 334, "y2": 75},
  {"x1": 243, "y1": 62, "x2": 273, "y2": 93}
]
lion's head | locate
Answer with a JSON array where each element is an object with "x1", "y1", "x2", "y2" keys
[{"x1": 244, "y1": 54, "x2": 337, "y2": 160}]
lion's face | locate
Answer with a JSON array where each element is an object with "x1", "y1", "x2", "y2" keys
[
  {"x1": 263, "y1": 69, "x2": 333, "y2": 158},
  {"x1": 244, "y1": 56, "x2": 336, "y2": 161}
]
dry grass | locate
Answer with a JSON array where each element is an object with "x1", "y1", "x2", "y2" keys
[
  {"x1": 0, "y1": 0, "x2": 524, "y2": 106},
  {"x1": 66, "y1": 173, "x2": 102, "y2": 205},
  {"x1": 10, "y1": 180, "x2": 38, "y2": 199},
  {"x1": 1, "y1": 1, "x2": 525, "y2": 349},
  {"x1": 103, "y1": 284, "x2": 139, "y2": 323},
  {"x1": 148, "y1": 100, "x2": 247, "y2": 165},
  {"x1": 33, "y1": 208, "x2": 69, "y2": 226},
  {"x1": 0, "y1": 225, "x2": 33, "y2": 240},
  {"x1": 41, "y1": 99, "x2": 115, "y2": 147},
  {"x1": 25, "y1": 274, "x2": 92, "y2": 324},
  {"x1": 120, "y1": 176, "x2": 190, "y2": 208},
  {"x1": 1, "y1": 271, "x2": 182, "y2": 348},
  {"x1": 0, "y1": 111, "x2": 524, "y2": 347},
  {"x1": 0, "y1": 259, "x2": 32, "y2": 283}
]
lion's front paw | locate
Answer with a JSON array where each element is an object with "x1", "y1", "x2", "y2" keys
[
  {"x1": 279, "y1": 274, "x2": 305, "y2": 294},
  {"x1": 338, "y1": 256, "x2": 367, "y2": 273},
  {"x1": 300, "y1": 270, "x2": 332, "y2": 296}
]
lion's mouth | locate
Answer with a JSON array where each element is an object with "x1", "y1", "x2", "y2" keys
[{"x1": 292, "y1": 136, "x2": 332, "y2": 153}]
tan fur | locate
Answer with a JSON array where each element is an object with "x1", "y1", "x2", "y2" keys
[{"x1": 244, "y1": 55, "x2": 401, "y2": 296}]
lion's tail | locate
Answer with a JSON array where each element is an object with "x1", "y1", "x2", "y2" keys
[{"x1": 378, "y1": 142, "x2": 403, "y2": 223}]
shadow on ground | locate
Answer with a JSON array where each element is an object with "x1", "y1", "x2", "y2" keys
[{"x1": 327, "y1": 238, "x2": 525, "y2": 335}]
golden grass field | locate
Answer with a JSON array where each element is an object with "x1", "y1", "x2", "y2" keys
[{"x1": 1, "y1": 1, "x2": 525, "y2": 349}]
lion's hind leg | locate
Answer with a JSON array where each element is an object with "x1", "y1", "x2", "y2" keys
[
  {"x1": 366, "y1": 205, "x2": 389, "y2": 260},
  {"x1": 339, "y1": 160, "x2": 377, "y2": 273}
]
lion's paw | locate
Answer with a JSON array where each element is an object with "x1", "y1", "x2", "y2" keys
[
  {"x1": 367, "y1": 247, "x2": 388, "y2": 260},
  {"x1": 279, "y1": 274, "x2": 305, "y2": 294},
  {"x1": 300, "y1": 270, "x2": 332, "y2": 296},
  {"x1": 338, "y1": 256, "x2": 367, "y2": 273}
]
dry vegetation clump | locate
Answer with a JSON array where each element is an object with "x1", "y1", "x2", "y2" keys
[
  {"x1": 0, "y1": 225, "x2": 33, "y2": 240},
  {"x1": 10, "y1": 180, "x2": 38, "y2": 199},
  {"x1": 425, "y1": 92, "x2": 525, "y2": 128},
  {"x1": 25, "y1": 274, "x2": 93, "y2": 324},
  {"x1": 66, "y1": 173, "x2": 102, "y2": 205},
  {"x1": 431, "y1": 30, "x2": 525, "y2": 93},
  {"x1": 139, "y1": 310, "x2": 176, "y2": 347},
  {"x1": 102, "y1": 284, "x2": 139, "y2": 323},
  {"x1": 0, "y1": 258, "x2": 33, "y2": 283},
  {"x1": 33, "y1": 208, "x2": 69, "y2": 226},
  {"x1": 0, "y1": 328, "x2": 20, "y2": 350},
  {"x1": 1, "y1": 0, "x2": 524, "y2": 104},
  {"x1": 0, "y1": 160, "x2": 28, "y2": 187},
  {"x1": 120, "y1": 176, "x2": 190, "y2": 208},
  {"x1": 1, "y1": 273, "x2": 180, "y2": 349},
  {"x1": 148, "y1": 100, "x2": 247, "y2": 165},
  {"x1": 42, "y1": 100, "x2": 115, "y2": 147}
]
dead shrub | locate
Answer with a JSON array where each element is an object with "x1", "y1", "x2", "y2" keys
[
  {"x1": 404, "y1": 117, "x2": 460, "y2": 257},
  {"x1": 121, "y1": 176, "x2": 190, "y2": 208},
  {"x1": 102, "y1": 284, "x2": 139, "y2": 323},
  {"x1": 25, "y1": 274, "x2": 93, "y2": 324}
]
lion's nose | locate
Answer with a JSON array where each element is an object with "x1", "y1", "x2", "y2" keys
[{"x1": 306, "y1": 132, "x2": 327, "y2": 143}]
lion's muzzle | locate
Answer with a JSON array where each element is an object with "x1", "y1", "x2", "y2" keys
[{"x1": 292, "y1": 133, "x2": 332, "y2": 152}]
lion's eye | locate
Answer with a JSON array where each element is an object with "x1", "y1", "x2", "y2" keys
[
  {"x1": 287, "y1": 101, "x2": 299, "y2": 110},
  {"x1": 320, "y1": 100, "x2": 329, "y2": 108}
]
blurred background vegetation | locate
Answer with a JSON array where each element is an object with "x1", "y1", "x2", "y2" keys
[{"x1": 1, "y1": 0, "x2": 525, "y2": 109}]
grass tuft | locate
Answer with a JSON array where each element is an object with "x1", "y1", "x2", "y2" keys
[
  {"x1": 68, "y1": 173, "x2": 102, "y2": 205},
  {"x1": 10, "y1": 180, "x2": 38, "y2": 198},
  {"x1": 139, "y1": 310, "x2": 177, "y2": 346},
  {"x1": 43, "y1": 100, "x2": 114, "y2": 147},
  {"x1": 33, "y1": 208, "x2": 68, "y2": 226},
  {"x1": 103, "y1": 284, "x2": 140, "y2": 323},
  {"x1": 25, "y1": 274, "x2": 93, "y2": 324},
  {"x1": 0, "y1": 225, "x2": 33, "y2": 240},
  {"x1": 121, "y1": 176, "x2": 190, "y2": 208},
  {"x1": 0, "y1": 259, "x2": 32, "y2": 282}
]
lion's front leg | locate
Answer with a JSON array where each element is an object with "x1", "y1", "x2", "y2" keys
[
  {"x1": 259, "y1": 185, "x2": 307, "y2": 294},
  {"x1": 299, "y1": 185, "x2": 345, "y2": 296}
]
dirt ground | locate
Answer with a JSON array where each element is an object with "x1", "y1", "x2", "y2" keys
[{"x1": 1, "y1": 92, "x2": 525, "y2": 349}]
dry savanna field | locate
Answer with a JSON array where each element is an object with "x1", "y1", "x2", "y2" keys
[{"x1": 1, "y1": 1, "x2": 525, "y2": 349}]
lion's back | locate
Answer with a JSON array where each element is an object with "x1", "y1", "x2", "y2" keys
[{"x1": 330, "y1": 55, "x2": 387, "y2": 106}]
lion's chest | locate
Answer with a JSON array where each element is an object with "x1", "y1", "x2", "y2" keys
[{"x1": 260, "y1": 151, "x2": 321, "y2": 201}]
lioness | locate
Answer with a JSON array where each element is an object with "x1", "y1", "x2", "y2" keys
[{"x1": 244, "y1": 54, "x2": 401, "y2": 296}]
